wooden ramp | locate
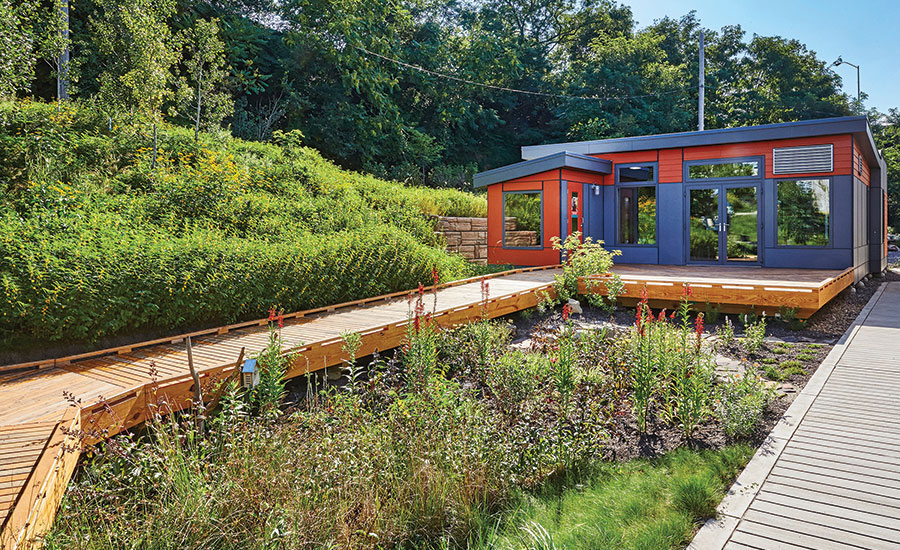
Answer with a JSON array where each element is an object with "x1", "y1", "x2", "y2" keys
[
  {"x1": 0, "y1": 267, "x2": 559, "y2": 549},
  {"x1": 579, "y1": 264, "x2": 854, "y2": 318},
  {"x1": 691, "y1": 282, "x2": 900, "y2": 549}
]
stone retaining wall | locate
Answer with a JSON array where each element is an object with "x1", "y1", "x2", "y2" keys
[
  {"x1": 434, "y1": 216, "x2": 538, "y2": 264},
  {"x1": 434, "y1": 216, "x2": 488, "y2": 264}
]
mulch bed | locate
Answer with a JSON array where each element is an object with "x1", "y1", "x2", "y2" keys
[{"x1": 507, "y1": 269, "x2": 899, "y2": 462}]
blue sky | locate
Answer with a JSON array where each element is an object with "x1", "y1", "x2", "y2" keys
[{"x1": 625, "y1": 0, "x2": 898, "y2": 113}]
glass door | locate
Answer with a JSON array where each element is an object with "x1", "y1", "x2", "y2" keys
[
  {"x1": 688, "y1": 187, "x2": 720, "y2": 262},
  {"x1": 687, "y1": 184, "x2": 760, "y2": 264},
  {"x1": 724, "y1": 185, "x2": 758, "y2": 262}
]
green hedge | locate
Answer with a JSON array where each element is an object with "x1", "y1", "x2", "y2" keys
[{"x1": 0, "y1": 100, "x2": 484, "y2": 346}]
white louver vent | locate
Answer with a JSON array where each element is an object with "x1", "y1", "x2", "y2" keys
[{"x1": 773, "y1": 144, "x2": 833, "y2": 174}]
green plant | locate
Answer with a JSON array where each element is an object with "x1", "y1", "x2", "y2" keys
[
  {"x1": 738, "y1": 309, "x2": 758, "y2": 326},
  {"x1": 250, "y1": 328, "x2": 289, "y2": 415},
  {"x1": 805, "y1": 343, "x2": 825, "y2": 350},
  {"x1": 0, "y1": 101, "x2": 483, "y2": 349},
  {"x1": 772, "y1": 346, "x2": 788, "y2": 355},
  {"x1": 743, "y1": 315, "x2": 767, "y2": 354},
  {"x1": 715, "y1": 316, "x2": 735, "y2": 347},
  {"x1": 672, "y1": 474, "x2": 719, "y2": 518},
  {"x1": 777, "y1": 305, "x2": 799, "y2": 324},
  {"x1": 704, "y1": 301, "x2": 721, "y2": 324},
  {"x1": 340, "y1": 330, "x2": 363, "y2": 391},
  {"x1": 759, "y1": 358, "x2": 777, "y2": 365},
  {"x1": 549, "y1": 232, "x2": 620, "y2": 304},
  {"x1": 763, "y1": 364, "x2": 783, "y2": 381},
  {"x1": 796, "y1": 352, "x2": 815, "y2": 362},
  {"x1": 779, "y1": 360, "x2": 807, "y2": 377},
  {"x1": 715, "y1": 373, "x2": 774, "y2": 438}
]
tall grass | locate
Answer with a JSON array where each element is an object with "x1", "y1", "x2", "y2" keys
[{"x1": 474, "y1": 445, "x2": 754, "y2": 550}]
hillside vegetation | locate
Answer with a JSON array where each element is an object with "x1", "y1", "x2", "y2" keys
[{"x1": 0, "y1": 100, "x2": 486, "y2": 352}]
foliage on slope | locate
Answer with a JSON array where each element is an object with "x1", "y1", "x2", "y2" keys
[{"x1": 0, "y1": 100, "x2": 486, "y2": 348}]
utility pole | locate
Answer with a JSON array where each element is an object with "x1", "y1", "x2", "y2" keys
[{"x1": 698, "y1": 31, "x2": 705, "y2": 131}]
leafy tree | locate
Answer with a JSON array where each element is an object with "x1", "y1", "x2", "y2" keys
[
  {"x1": 91, "y1": 0, "x2": 181, "y2": 165},
  {"x1": 872, "y1": 109, "x2": 900, "y2": 231},
  {"x1": 177, "y1": 18, "x2": 233, "y2": 140},
  {"x1": 0, "y1": 0, "x2": 38, "y2": 99}
]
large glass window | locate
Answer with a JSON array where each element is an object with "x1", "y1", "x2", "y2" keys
[
  {"x1": 619, "y1": 186, "x2": 656, "y2": 245},
  {"x1": 689, "y1": 160, "x2": 759, "y2": 180},
  {"x1": 777, "y1": 179, "x2": 830, "y2": 246},
  {"x1": 503, "y1": 191, "x2": 542, "y2": 248}
]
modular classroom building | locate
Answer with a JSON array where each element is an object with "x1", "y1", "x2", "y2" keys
[{"x1": 473, "y1": 116, "x2": 888, "y2": 282}]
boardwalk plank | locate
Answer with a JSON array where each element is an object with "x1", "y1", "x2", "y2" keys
[
  {"x1": 733, "y1": 519, "x2": 864, "y2": 550},
  {"x1": 741, "y1": 510, "x2": 899, "y2": 550},
  {"x1": 755, "y1": 490, "x2": 900, "y2": 533}
]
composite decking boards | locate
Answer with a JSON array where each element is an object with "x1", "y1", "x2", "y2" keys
[
  {"x1": 0, "y1": 267, "x2": 559, "y2": 548},
  {"x1": 724, "y1": 283, "x2": 900, "y2": 550}
]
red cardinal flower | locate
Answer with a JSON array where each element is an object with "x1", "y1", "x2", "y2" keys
[
  {"x1": 277, "y1": 312, "x2": 284, "y2": 329},
  {"x1": 562, "y1": 303, "x2": 572, "y2": 321},
  {"x1": 268, "y1": 307, "x2": 277, "y2": 322},
  {"x1": 682, "y1": 283, "x2": 693, "y2": 297},
  {"x1": 431, "y1": 267, "x2": 439, "y2": 286}
]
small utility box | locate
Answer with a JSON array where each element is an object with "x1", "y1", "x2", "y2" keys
[{"x1": 240, "y1": 358, "x2": 259, "y2": 389}]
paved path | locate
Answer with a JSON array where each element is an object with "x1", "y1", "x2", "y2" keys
[{"x1": 692, "y1": 281, "x2": 900, "y2": 549}]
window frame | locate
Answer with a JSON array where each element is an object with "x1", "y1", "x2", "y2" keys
[
  {"x1": 614, "y1": 162, "x2": 659, "y2": 247},
  {"x1": 501, "y1": 189, "x2": 544, "y2": 250},
  {"x1": 684, "y1": 156, "x2": 764, "y2": 182},
  {"x1": 774, "y1": 177, "x2": 833, "y2": 249}
]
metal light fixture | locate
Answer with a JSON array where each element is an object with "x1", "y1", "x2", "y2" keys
[{"x1": 831, "y1": 56, "x2": 861, "y2": 113}]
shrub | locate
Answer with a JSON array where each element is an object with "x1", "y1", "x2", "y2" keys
[
  {"x1": 715, "y1": 373, "x2": 774, "y2": 438},
  {"x1": 549, "y1": 232, "x2": 620, "y2": 304},
  {"x1": 0, "y1": 100, "x2": 486, "y2": 348}
]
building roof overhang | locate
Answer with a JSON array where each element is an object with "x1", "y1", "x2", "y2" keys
[
  {"x1": 520, "y1": 116, "x2": 883, "y2": 167},
  {"x1": 472, "y1": 151, "x2": 612, "y2": 189}
]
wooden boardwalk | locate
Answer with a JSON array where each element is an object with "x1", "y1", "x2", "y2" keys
[
  {"x1": 692, "y1": 281, "x2": 900, "y2": 550},
  {"x1": 0, "y1": 267, "x2": 559, "y2": 549}
]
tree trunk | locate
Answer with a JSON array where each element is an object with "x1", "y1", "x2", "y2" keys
[
  {"x1": 57, "y1": 0, "x2": 70, "y2": 109},
  {"x1": 151, "y1": 123, "x2": 158, "y2": 169},
  {"x1": 194, "y1": 64, "x2": 203, "y2": 141}
]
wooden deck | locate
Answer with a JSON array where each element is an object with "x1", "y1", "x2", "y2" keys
[
  {"x1": 691, "y1": 282, "x2": 900, "y2": 549},
  {"x1": 0, "y1": 267, "x2": 559, "y2": 549},
  {"x1": 579, "y1": 264, "x2": 855, "y2": 318}
]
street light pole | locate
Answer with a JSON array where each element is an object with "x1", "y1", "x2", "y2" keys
[{"x1": 831, "y1": 56, "x2": 861, "y2": 113}]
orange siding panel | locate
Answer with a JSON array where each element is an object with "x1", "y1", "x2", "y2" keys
[
  {"x1": 560, "y1": 168, "x2": 604, "y2": 185},
  {"x1": 658, "y1": 148, "x2": 683, "y2": 183}
]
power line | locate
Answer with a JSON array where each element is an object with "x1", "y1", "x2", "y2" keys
[{"x1": 354, "y1": 45, "x2": 690, "y2": 103}]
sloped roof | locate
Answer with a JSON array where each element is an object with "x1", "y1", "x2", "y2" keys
[{"x1": 472, "y1": 151, "x2": 612, "y2": 189}]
